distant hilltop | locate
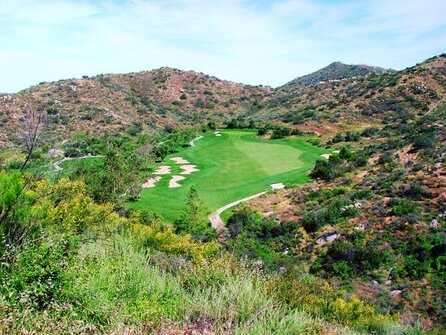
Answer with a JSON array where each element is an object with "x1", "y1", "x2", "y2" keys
[{"x1": 281, "y1": 61, "x2": 392, "y2": 88}]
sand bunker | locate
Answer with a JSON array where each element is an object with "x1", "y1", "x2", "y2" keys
[
  {"x1": 216, "y1": 134, "x2": 222, "y2": 137},
  {"x1": 142, "y1": 176, "x2": 161, "y2": 188},
  {"x1": 154, "y1": 166, "x2": 171, "y2": 174},
  {"x1": 321, "y1": 154, "x2": 331, "y2": 159},
  {"x1": 168, "y1": 175, "x2": 185, "y2": 188},
  {"x1": 170, "y1": 157, "x2": 189, "y2": 164},
  {"x1": 180, "y1": 165, "x2": 199, "y2": 175},
  {"x1": 214, "y1": 131, "x2": 221, "y2": 137},
  {"x1": 270, "y1": 183, "x2": 285, "y2": 190}
]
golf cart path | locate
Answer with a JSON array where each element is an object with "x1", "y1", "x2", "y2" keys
[
  {"x1": 52, "y1": 154, "x2": 105, "y2": 172},
  {"x1": 189, "y1": 135, "x2": 204, "y2": 147},
  {"x1": 209, "y1": 183, "x2": 285, "y2": 233}
]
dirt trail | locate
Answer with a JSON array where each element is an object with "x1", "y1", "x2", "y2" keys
[{"x1": 208, "y1": 183, "x2": 285, "y2": 233}]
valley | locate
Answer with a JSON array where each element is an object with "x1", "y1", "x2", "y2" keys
[{"x1": 131, "y1": 129, "x2": 328, "y2": 222}]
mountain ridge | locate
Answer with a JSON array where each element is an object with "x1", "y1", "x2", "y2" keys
[{"x1": 282, "y1": 61, "x2": 392, "y2": 88}]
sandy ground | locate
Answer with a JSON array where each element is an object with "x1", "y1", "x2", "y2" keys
[
  {"x1": 170, "y1": 157, "x2": 189, "y2": 164},
  {"x1": 142, "y1": 176, "x2": 161, "y2": 188},
  {"x1": 179, "y1": 165, "x2": 199, "y2": 175},
  {"x1": 270, "y1": 183, "x2": 285, "y2": 190},
  {"x1": 154, "y1": 166, "x2": 171, "y2": 174},
  {"x1": 321, "y1": 154, "x2": 331, "y2": 159},
  {"x1": 168, "y1": 175, "x2": 185, "y2": 188}
]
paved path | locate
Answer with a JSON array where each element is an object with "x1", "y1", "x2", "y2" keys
[
  {"x1": 50, "y1": 154, "x2": 105, "y2": 172},
  {"x1": 189, "y1": 135, "x2": 204, "y2": 147},
  {"x1": 208, "y1": 183, "x2": 285, "y2": 233}
]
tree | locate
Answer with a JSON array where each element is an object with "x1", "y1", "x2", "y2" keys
[
  {"x1": 339, "y1": 146, "x2": 352, "y2": 160},
  {"x1": 175, "y1": 187, "x2": 215, "y2": 242},
  {"x1": 207, "y1": 121, "x2": 216, "y2": 130},
  {"x1": 226, "y1": 118, "x2": 239, "y2": 129},
  {"x1": 21, "y1": 105, "x2": 47, "y2": 172},
  {"x1": 72, "y1": 150, "x2": 142, "y2": 204}
]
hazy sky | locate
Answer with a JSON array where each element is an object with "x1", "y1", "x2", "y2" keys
[{"x1": 1, "y1": 0, "x2": 445, "y2": 92}]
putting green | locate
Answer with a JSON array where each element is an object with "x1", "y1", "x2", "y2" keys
[{"x1": 130, "y1": 129, "x2": 328, "y2": 222}]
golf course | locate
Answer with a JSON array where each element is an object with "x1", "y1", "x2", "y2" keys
[{"x1": 130, "y1": 129, "x2": 328, "y2": 222}]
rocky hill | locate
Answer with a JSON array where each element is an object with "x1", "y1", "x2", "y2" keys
[
  {"x1": 281, "y1": 61, "x2": 391, "y2": 88},
  {"x1": 258, "y1": 55, "x2": 446, "y2": 135},
  {"x1": 0, "y1": 67, "x2": 271, "y2": 147}
]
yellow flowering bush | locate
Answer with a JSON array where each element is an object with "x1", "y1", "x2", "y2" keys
[
  {"x1": 131, "y1": 222, "x2": 218, "y2": 262},
  {"x1": 267, "y1": 276, "x2": 395, "y2": 331}
]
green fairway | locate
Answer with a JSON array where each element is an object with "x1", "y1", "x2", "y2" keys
[{"x1": 129, "y1": 129, "x2": 328, "y2": 222}]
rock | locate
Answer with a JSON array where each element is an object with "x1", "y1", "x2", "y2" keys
[
  {"x1": 278, "y1": 267, "x2": 287, "y2": 274},
  {"x1": 372, "y1": 280, "x2": 378, "y2": 286},
  {"x1": 316, "y1": 233, "x2": 339, "y2": 245},
  {"x1": 48, "y1": 149, "x2": 64, "y2": 158},
  {"x1": 385, "y1": 280, "x2": 392, "y2": 285},
  {"x1": 355, "y1": 223, "x2": 367, "y2": 231},
  {"x1": 326, "y1": 233, "x2": 339, "y2": 243},
  {"x1": 391, "y1": 290, "x2": 402, "y2": 296},
  {"x1": 429, "y1": 219, "x2": 440, "y2": 228},
  {"x1": 316, "y1": 237, "x2": 326, "y2": 246}
]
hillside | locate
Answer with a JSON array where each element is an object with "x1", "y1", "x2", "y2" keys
[
  {"x1": 0, "y1": 67, "x2": 271, "y2": 147},
  {"x1": 281, "y1": 61, "x2": 391, "y2": 88},
  {"x1": 1, "y1": 56, "x2": 445, "y2": 150},
  {"x1": 232, "y1": 91, "x2": 446, "y2": 329},
  {"x1": 258, "y1": 55, "x2": 446, "y2": 135}
]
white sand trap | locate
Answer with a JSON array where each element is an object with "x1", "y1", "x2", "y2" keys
[
  {"x1": 321, "y1": 154, "x2": 331, "y2": 159},
  {"x1": 180, "y1": 165, "x2": 199, "y2": 175},
  {"x1": 170, "y1": 157, "x2": 189, "y2": 164},
  {"x1": 168, "y1": 175, "x2": 185, "y2": 188},
  {"x1": 216, "y1": 134, "x2": 222, "y2": 137},
  {"x1": 154, "y1": 166, "x2": 171, "y2": 174},
  {"x1": 142, "y1": 176, "x2": 161, "y2": 188},
  {"x1": 270, "y1": 183, "x2": 285, "y2": 190}
]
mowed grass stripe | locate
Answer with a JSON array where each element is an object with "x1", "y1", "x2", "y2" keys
[{"x1": 130, "y1": 129, "x2": 328, "y2": 222}]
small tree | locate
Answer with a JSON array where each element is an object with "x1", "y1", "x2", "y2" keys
[
  {"x1": 21, "y1": 105, "x2": 47, "y2": 172},
  {"x1": 175, "y1": 187, "x2": 215, "y2": 242}
]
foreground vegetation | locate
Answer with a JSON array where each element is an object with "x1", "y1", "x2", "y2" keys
[{"x1": 0, "y1": 171, "x2": 417, "y2": 334}]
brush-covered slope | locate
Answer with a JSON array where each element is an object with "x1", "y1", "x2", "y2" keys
[
  {"x1": 282, "y1": 61, "x2": 391, "y2": 88},
  {"x1": 257, "y1": 55, "x2": 446, "y2": 135},
  {"x1": 0, "y1": 67, "x2": 271, "y2": 146}
]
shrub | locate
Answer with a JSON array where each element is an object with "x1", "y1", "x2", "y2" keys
[{"x1": 389, "y1": 198, "x2": 420, "y2": 216}]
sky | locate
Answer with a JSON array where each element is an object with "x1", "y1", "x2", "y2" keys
[{"x1": 0, "y1": 0, "x2": 445, "y2": 93}]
